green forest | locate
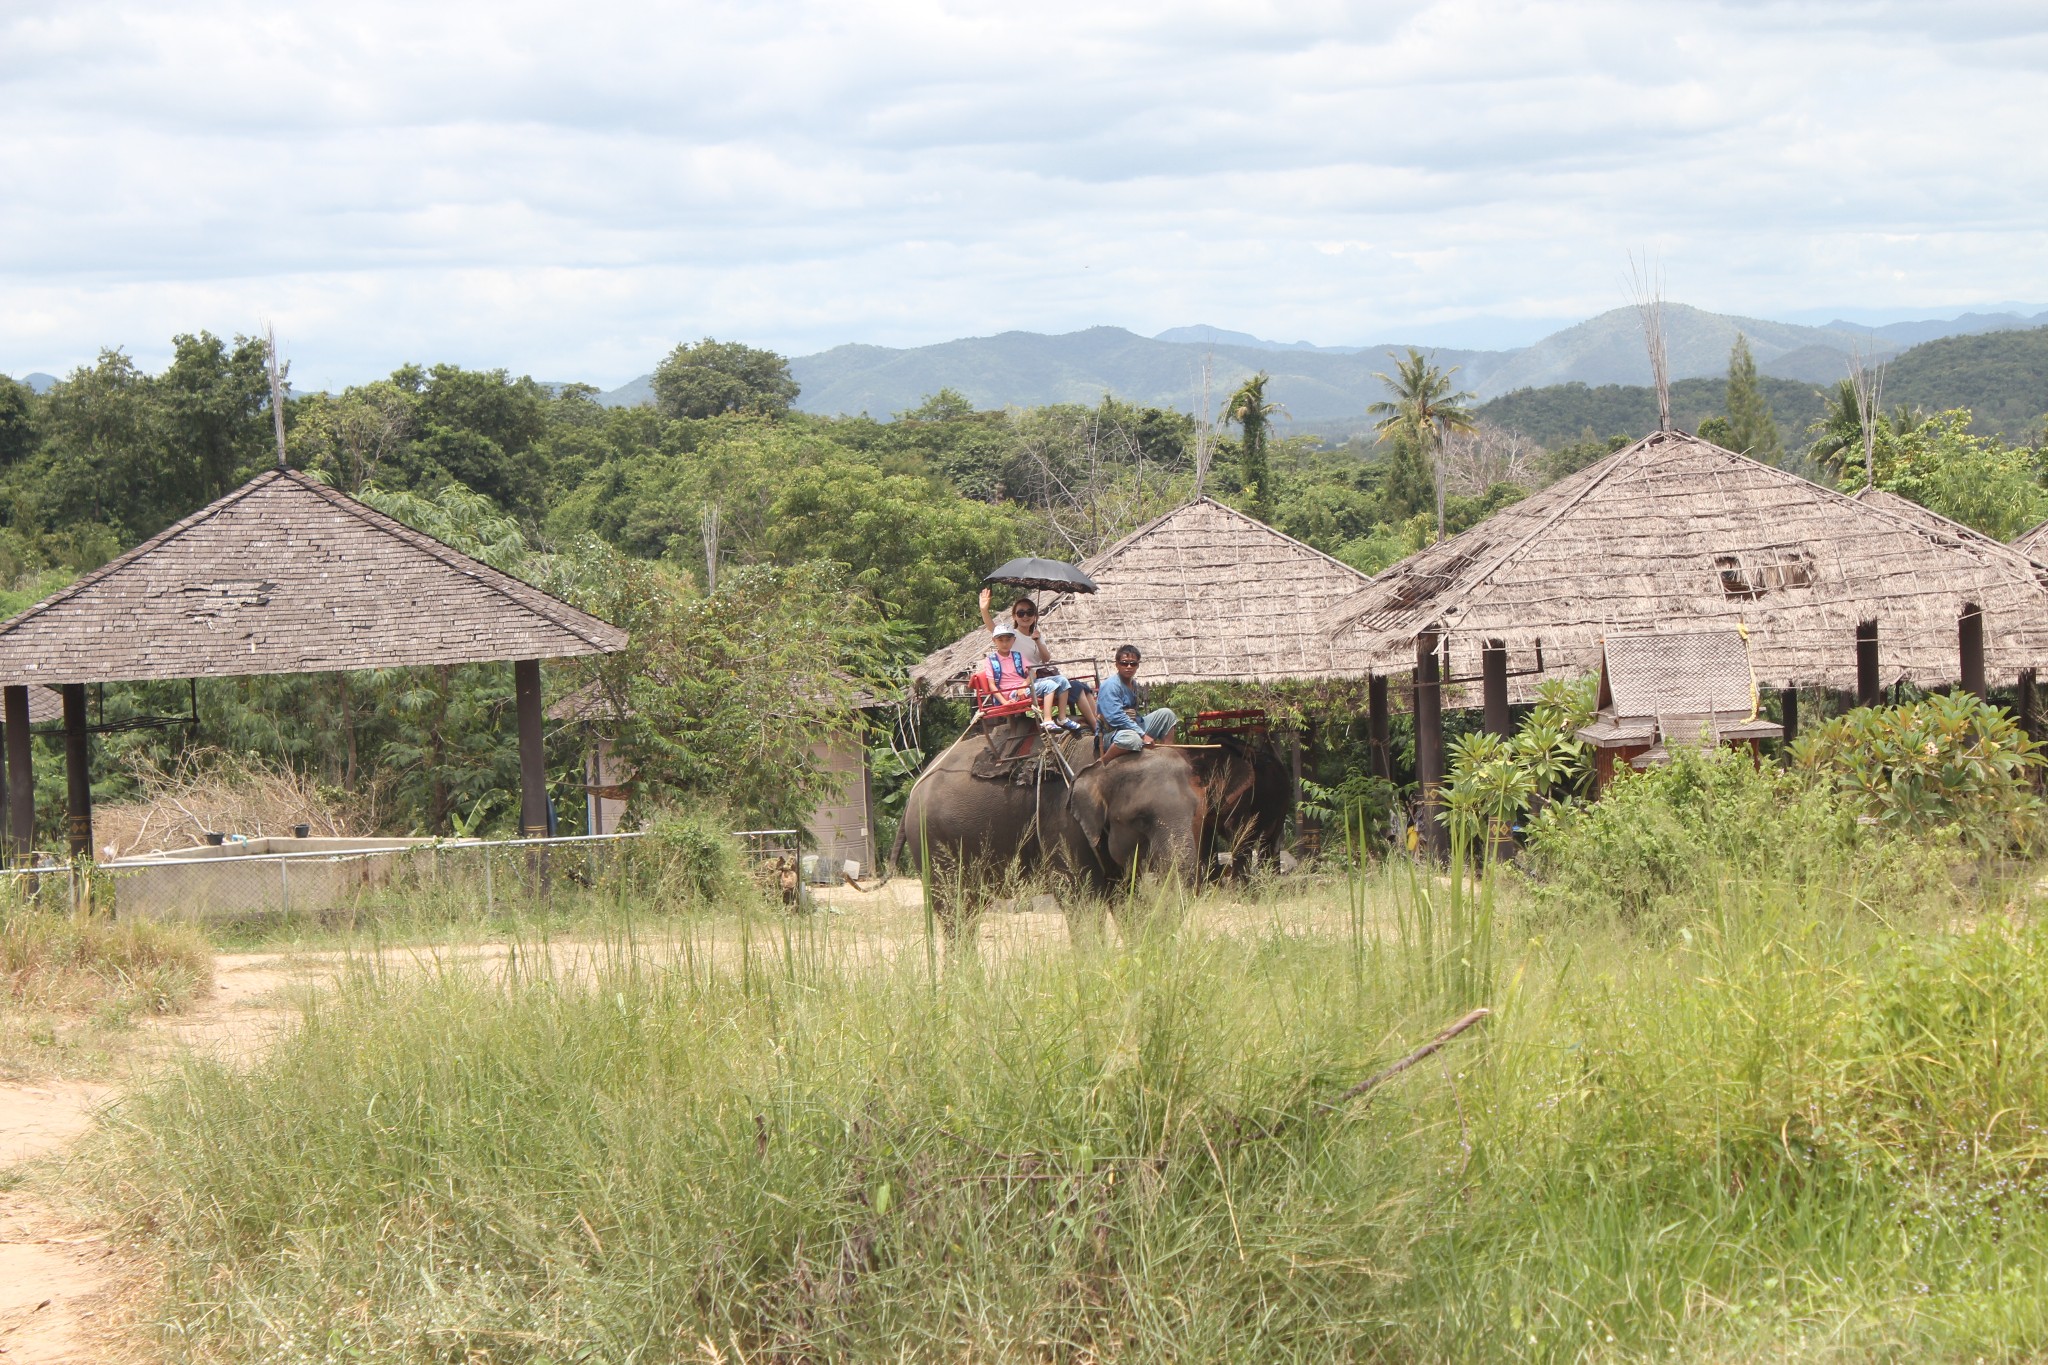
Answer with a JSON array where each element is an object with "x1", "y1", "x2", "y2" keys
[{"x1": 1, "y1": 329, "x2": 2044, "y2": 848}]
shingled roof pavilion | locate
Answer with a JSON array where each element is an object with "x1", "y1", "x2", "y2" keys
[
  {"x1": 0, "y1": 468, "x2": 626, "y2": 861},
  {"x1": 1325, "y1": 430, "x2": 2048, "y2": 850},
  {"x1": 911, "y1": 497, "x2": 1374, "y2": 695}
]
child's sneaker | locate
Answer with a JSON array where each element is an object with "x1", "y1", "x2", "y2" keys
[{"x1": 1059, "y1": 718, "x2": 1086, "y2": 732}]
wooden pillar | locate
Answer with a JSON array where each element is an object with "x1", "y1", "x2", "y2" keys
[
  {"x1": 1366, "y1": 674, "x2": 1391, "y2": 779},
  {"x1": 62, "y1": 683, "x2": 91, "y2": 860},
  {"x1": 1959, "y1": 603, "x2": 1985, "y2": 699},
  {"x1": 1482, "y1": 640, "x2": 1511, "y2": 738},
  {"x1": 2020, "y1": 669, "x2": 2039, "y2": 747},
  {"x1": 1856, "y1": 621, "x2": 1881, "y2": 708},
  {"x1": 1778, "y1": 686, "x2": 1799, "y2": 749},
  {"x1": 514, "y1": 659, "x2": 548, "y2": 838},
  {"x1": 3, "y1": 687, "x2": 29, "y2": 862},
  {"x1": 1414, "y1": 631, "x2": 1445, "y2": 859}
]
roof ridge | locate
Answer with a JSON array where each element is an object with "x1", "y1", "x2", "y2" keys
[
  {"x1": 286, "y1": 472, "x2": 618, "y2": 649},
  {"x1": 1327, "y1": 434, "x2": 1647, "y2": 637},
  {"x1": 1184, "y1": 496, "x2": 1376, "y2": 581},
  {"x1": 0, "y1": 468, "x2": 290, "y2": 639}
]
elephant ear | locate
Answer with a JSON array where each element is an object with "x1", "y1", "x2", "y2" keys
[{"x1": 1069, "y1": 770, "x2": 1111, "y2": 849}]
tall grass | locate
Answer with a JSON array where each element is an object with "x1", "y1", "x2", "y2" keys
[
  {"x1": 2, "y1": 905, "x2": 212, "y2": 1018},
  {"x1": 81, "y1": 840, "x2": 2048, "y2": 1362}
]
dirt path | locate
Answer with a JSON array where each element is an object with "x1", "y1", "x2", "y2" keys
[{"x1": 0, "y1": 946, "x2": 319, "y2": 1364}]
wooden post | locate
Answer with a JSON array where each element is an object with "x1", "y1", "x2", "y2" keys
[
  {"x1": 1366, "y1": 674, "x2": 1391, "y2": 779},
  {"x1": 1856, "y1": 621, "x2": 1881, "y2": 708},
  {"x1": 514, "y1": 659, "x2": 548, "y2": 838},
  {"x1": 1778, "y1": 686, "x2": 1799, "y2": 749},
  {"x1": 1414, "y1": 631, "x2": 1445, "y2": 859},
  {"x1": 2020, "y1": 669, "x2": 2039, "y2": 747},
  {"x1": 2, "y1": 687, "x2": 29, "y2": 863},
  {"x1": 62, "y1": 683, "x2": 91, "y2": 860},
  {"x1": 1482, "y1": 640, "x2": 1511, "y2": 738},
  {"x1": 1959, "y1": 603, "x2": 1985, "y2": 698}
]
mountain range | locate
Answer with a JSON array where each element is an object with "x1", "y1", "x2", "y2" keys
[{"x1": 585, "y1": 303, "x2": 2048, "y2": 425}]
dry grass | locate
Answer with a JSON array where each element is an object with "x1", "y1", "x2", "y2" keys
[
  {"x1": 93, "y1": 746, "x2": 366, "y2": 858},
  {"x1": 2, "y1": 910, "x2": 213, "y2": 1018}
]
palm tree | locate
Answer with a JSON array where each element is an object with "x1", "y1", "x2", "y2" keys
[
  {"x1": 1368, "y1": 348, "x2": 1476, "y2": 541},
  {"x1": 1223, "y1": 372, "x2": 1282, "y2": 518},
  {"x1": 1807, "y1": 379, "x2": 1864, "y2": 480}
]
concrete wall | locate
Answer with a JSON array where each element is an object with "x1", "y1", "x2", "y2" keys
[{"x1": 104, "y1": 836, "x2": 460, "y2": 921}]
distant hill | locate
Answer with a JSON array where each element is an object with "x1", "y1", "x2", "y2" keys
[
  {"x1": 7, "y1": 373, "x2": 58, "y2": 394},
  {"x1": 1150, "y1": 325, "x2": 1362, "y2": 354},
  {"x1": 781, "y1": 327, "x2": 1492, "y2": 423},
  {"x1": 1476, "y1": 326, "x2": 2048, "y2": 451},
  {"x1": 1822, "y1": 309, "x2": 2048, "y2": 349},
  {"x1": 1882, "y1": 326, "x2": 2048, "y2": 439},
  {"x1": 1476, "y1": 376, "x2": 1828, "y2": 453},
  {"x1": 587, "y1": 304, "x2": 2044, "y2": 428}
]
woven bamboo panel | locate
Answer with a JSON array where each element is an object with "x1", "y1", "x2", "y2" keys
[
  {"x1": 0, "y1": 470, "x2": 626, "y2": 685},
  {"x1": 1603, "y1": 629, "x2": 1753, "y2": 718}
]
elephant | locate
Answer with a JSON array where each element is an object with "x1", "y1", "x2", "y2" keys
[
  {"x1": 886, "y1": 712, "x2": 1105, "y2": 931},
  {"x1": 1067, "y1": 746, "x2": 1211, "y2": 886},
  {"x1": 1200, "y1": 735, "x2": 1293, "y2": 875},
  {"x1": 885, "y1": 717, "x2": 1299, "y2": 932}
]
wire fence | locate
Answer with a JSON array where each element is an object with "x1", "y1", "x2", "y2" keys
[{"x1": 0, "y1": 832, "x2": 668, "y2": 923}]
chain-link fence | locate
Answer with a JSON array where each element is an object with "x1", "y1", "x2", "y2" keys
[{"x1": 1, "y1": 832, "x2": 664, "y2": 924}]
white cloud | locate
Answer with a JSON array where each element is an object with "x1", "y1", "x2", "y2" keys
[{"x1": 2, "y1": 0, "x2": 2044, "y2": 388}]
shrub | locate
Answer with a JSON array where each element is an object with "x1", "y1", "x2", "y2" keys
[
  {"x1": 1790, "y1": 693, "x2": 2044, "y2": 851},
  {"x1": 1443, "y1": 675, "x2": 1596, "y2": 845},
  {"x1": 1519, "y1": 745, "x2": 1945, "y2": 926},
  {"x1": 643, "y1": 806, "x2": 751, "y2": 906}
]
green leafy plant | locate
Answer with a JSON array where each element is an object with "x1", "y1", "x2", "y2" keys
[
  {"x1": 1441, "y1": 674, "x2": 1597, "y2": 846},
  {"x1": 1789, "y1": 693, "x2": 2044, "y2": 851}
]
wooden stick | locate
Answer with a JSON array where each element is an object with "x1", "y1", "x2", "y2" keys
[{"x1": 1317, "y1": 1008, "x2": 1492, "y2": 1112}]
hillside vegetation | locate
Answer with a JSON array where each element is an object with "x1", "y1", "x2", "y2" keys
[{"x1": 1885, "y1": 326, "x2": 2048, "y2": 439}]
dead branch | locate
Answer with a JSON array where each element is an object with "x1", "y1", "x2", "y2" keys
[{"x1": 1318, "y1": 1007, "x2": 1492, "y2": 1111}]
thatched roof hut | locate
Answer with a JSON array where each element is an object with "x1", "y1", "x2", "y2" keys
[
  {"x1": 1326, "y1": 430, "x2": 2048, "y2": 697},
  {"x1": 910, "y1": 497, "x2": 1373, "y2": 695},
  {"x1": 0, "y1": 468, "x2": 622, "y2": 686},
  {"x1": 2013, "y1": 515, "x2": 2048, "y2": 564}
]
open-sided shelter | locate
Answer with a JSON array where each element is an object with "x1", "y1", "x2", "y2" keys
[
  {"x1": 0, "y1": 468, "x2": 626, "y2": 861},
  {"x1": 910, "y1": 497, "x2": 1374, "y2": 695},
  {"x1": 1324, "y1": 430, "x2": 2048, "y2": 847}
]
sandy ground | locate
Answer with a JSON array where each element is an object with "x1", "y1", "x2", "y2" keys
[{"x1": 0, "y1": 875, "x2": 1336, "y2": 1361}]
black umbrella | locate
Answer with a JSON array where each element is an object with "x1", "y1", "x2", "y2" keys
[{"x1": 983, "y1": 557, "x2": 1099, "y2": 594}]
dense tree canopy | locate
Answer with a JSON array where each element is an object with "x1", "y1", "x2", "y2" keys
[
  {"x1": 651, "y1": 338, "x2": 801, "y2": 420},
  {"x1": 3, "y1": 326, "x2": 2042, "y2": 843}
]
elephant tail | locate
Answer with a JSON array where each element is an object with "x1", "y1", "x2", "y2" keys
[{"x1": 875, "y1": 814, "x2": 914, "y2": 887}]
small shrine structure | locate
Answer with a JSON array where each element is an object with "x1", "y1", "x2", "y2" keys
[{"x1": 1575, "y1": 628, "x2": 1782, "y2": 790}]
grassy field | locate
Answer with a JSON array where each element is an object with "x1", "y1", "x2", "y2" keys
[{"x1": 51, "y1": 831, "x2": 2048, "y2": 1364}]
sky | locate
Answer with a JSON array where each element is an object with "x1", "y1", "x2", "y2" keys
[{"x1": 4, "y1": 0, "x2": 2046, "y2": 391}]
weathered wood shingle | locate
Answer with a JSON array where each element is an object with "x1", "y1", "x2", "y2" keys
[{"x1": 0, "y1": 470, "x2": 626, "y2": 686}]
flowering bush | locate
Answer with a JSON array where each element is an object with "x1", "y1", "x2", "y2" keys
[{"x1": 1789, "y1": 693, "x2": 2044, "y2": 852}]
